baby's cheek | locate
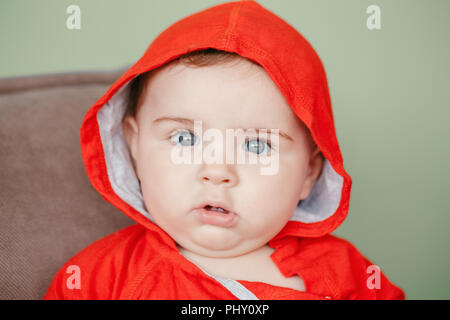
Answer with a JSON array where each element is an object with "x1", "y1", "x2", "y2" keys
[
  {"x1": 244, "y1": 166, "x2": 300, "y2": 221},
  {"x1": 139, "y1": 166, "x2": 185, "y2": 216},
  {"x1": 139, "y1": 145, "x2": 177, "y2": 173},
  {"x1": 142, "y1": 156, "x2": 193, "y2": 194}
]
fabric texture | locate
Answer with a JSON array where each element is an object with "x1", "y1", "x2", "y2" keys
[
  {"x1": 43, "y1": 0, "x2": 405, "y2": 300},
  {"x1": 44, "y1": 225, "x2": 404, "y2": 299},
  {"x1": 0, "y1": 69, "x2": 133, "y2": 299}
]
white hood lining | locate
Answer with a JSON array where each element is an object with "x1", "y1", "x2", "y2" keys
[{"x1": 97, "y1": 81, "x2": 344, "y2": 225}]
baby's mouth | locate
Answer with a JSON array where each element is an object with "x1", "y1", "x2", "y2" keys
[
  {"x1": 203, "y1": 205, "x2": 229, "y2": 214},
  {"x1": 193, "y1": 203, "x2": 238, "y2": 227}
]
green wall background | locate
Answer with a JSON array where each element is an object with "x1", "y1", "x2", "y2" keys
[{"x1": 1, "y1": 0, "x2": 449, "y2": 299}]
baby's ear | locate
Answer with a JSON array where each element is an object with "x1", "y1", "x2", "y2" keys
[
  {"x1": 122, "y1": 116, "x2": 140, "y2": 177},
  {"x1": 299, "y1": 146, "x2": 324, "y2": 201}
]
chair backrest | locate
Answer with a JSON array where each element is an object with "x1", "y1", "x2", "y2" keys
[{"x1": 0, "y1": 69, "x2": 134, "y2": 299}]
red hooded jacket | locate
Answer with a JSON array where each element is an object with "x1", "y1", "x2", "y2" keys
[{"x1": 44, "y1": 0, "x2": 405, "y2": 300}]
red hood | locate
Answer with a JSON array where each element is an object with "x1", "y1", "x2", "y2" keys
[{"x1": 80, "y1": 0, "x2": 352, "y2": 243}]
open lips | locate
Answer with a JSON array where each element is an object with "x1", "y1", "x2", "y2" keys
[
  {"x1": 194, "y1": 202, "x2": 238, "y2": 227},
  {"x1": 196, "y1": 200, "x2": 235, "y2": 214},
  {"x1": 203, "y1": 205, "x2": 229, "y2": 214}
]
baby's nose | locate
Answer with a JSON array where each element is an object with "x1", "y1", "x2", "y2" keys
[{"x1": 199, "y1": 164, "x2": 238, "y2": 187}]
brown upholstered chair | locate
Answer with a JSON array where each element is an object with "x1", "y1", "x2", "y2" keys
[{"x1": 0, "y1": 69, "x2": 134, "y2": 299}]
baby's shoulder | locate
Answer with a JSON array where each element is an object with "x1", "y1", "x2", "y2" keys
[
  {"x1": 300, "y1": 233, "x2": 361, "y2": 252},
  {"x1": 64, "y1": 224, "x2": 153, "y2": 269},
  {"x1": 44, "y1": 224, "x2": 152, "y2": 299},
  {"x1": 298, "y1": 234, "x2": 370, "y2": 265},
  {"x1": 297, "y1": 234, "x2": 405, "y2": 299}
]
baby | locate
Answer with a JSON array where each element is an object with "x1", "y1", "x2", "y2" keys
[{"x1": 44, "y1": 0, "x2": 405, "y2": 299}]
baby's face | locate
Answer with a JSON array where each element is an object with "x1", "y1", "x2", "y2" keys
[{"x1": 123, "y1": 59, "x2": 321, "y2": 258}]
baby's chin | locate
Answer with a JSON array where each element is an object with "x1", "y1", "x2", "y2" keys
[
  {"x1": 179, "y1": 229, "x2": 249, "y2": 257},
  {"x1": 179, "y1": 231, "x2": 268, "y2": 259},
  {"x1": 195, "y1": 228, "x2": 241, "y2": 251}
]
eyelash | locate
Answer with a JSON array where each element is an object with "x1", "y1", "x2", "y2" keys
[{"x1": 168, "y1": 129, "x2": 275, "y2": 153}]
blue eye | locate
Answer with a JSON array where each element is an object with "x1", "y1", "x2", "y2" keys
[
  {"x1": 244, "y1": 138, "x2": 271, "y2": 155},
  {"x1": 170, "y1": 130, "x2": 198, "y2": 146}
]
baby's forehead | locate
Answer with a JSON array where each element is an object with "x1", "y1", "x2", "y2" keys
[
  {"x1": 145, "y1": 66, "x2": 293, "y2": 121},
  {"x1": 145, "y1": 63, "x2": 280, "y2": 109}
]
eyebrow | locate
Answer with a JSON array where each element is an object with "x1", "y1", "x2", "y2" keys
[{"x1": 152, "y1": 116, "x2": 294, "y2": 141}]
